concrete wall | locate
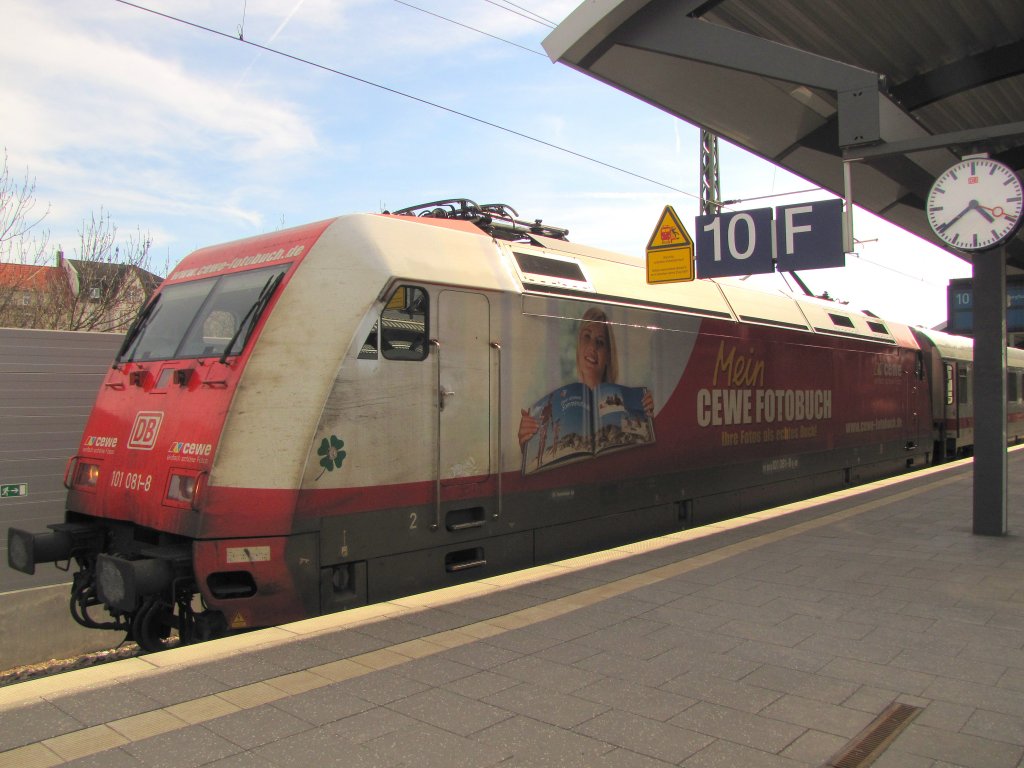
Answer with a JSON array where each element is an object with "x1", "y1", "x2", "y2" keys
[
  {"x1": 0, "y1": 584, "x2": 125, "y2": 670},
  {"x1": 0, "y1": 329, "x2": 124, "y2": 667},
  {"x1": 0, "y1": 328, "x2": 122, "y2": 591}
]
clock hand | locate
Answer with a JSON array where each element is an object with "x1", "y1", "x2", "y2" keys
[
  {"x1": 979, "y1": 204, "x2": 1013, "y2": 220},
  {"x1": 969, "y1": 200, "x2": 994, "y2": 223},
  {"x1": 936, "y1": 203, "x2": 973, "y2": 233}
]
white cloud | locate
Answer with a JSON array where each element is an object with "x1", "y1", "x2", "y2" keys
[
  {"x1": 2, "y1": 3, "x2": 316, "y2": 163},
  {"x1": 0, "y1": 0, "x2": 334, "y2": 259}
]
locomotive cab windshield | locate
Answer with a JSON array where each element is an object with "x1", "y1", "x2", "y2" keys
[{"x1": 117, "y1": 264, "x2": 289, "y2": 363}]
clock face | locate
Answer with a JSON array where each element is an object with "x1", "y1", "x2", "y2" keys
[{"x1": 926, "y1": 158, "x2": 1023, "y2": 251}]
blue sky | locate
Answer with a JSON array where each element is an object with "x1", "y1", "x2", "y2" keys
[{"x1": 2, "y1": 0, "x2": 969, "y2": 327}]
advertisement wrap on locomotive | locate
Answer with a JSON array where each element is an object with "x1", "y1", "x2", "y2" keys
[{"x1": 8, "y1": 199, "x2": 1024, "y2": 651}]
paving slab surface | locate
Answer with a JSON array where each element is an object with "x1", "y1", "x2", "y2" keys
[{"x1": 1, "y1": 451, "x2": 1022, "y2": 768}]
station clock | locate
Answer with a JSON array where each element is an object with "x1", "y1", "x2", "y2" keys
[{"x1": 926, "y1": 156, "x2": 1023, "y2": 252}]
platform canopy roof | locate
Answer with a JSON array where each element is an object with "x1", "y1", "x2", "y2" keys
[{"x1": 543, "y1": 0, "x2": 1024, "y2": 268}]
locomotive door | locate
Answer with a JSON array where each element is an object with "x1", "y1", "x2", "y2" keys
[
  {"x1": 907, "y1": 350, "x2": 923, "y2": 448},
  {"x1": 436, "y1": 290, "x2": 494, "y2": 515}
]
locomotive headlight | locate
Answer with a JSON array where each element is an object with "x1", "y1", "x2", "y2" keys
[
  {"x1": 74, "y1": 461, "x2": 101, "y2": 489},
  {"x1": 166, "y1": 471, "x2": 202, "y2": 507},
  {"x1": 171, "y1": 474, "x2": 196, "y2": 501}
]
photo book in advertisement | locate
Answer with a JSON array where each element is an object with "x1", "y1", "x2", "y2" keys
[{"x1": 522, "y1": 382, "x2": 654, "y2": 475}]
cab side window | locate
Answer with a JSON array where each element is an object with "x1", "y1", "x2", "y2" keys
[{"x1": 369, "y1": 285, "x2": 428, "y2": 361}]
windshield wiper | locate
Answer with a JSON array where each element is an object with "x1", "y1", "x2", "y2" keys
[
  {"x1": 219, "y1": 271, "x2": 285, "y2": 364},
  {"x1": 113, "y1": 294, "x2": 162, "y2": 367}
]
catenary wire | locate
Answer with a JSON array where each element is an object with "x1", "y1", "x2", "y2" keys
[
  {"x1": 110, "y1": 1, "x2": 933, "y2": 289},
  {"x1": 111, "y1": 0, "x2": 705, "y2": 202},
  {"x1": 387, "y1": 3, "x2": 869, "y2": 220},
  {"x1": 479, "y1": 0, "x2": 556, "y2": 28},
  {"x1": 381, "y1": 4, "x2": 838, "y2": 214},
  {"x1": 389, "y1": 2, "x2": 822, "y2": 212},
  {"x1": 390, "y1": 3, "x2": 882, "y2": 223},
  {"x1": 499, "y1": 0, "x2": 557, "y2": 26},
  {"x1": 387, "y1": 5, "x2": 868, "y2": 217},
  {"x1": 393, "y1": 0, "x2": 547, "y2": 56}
]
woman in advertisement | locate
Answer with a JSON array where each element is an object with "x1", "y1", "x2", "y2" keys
[{"x1": 518, "y1": 307, "x2": 654, "y2": 474}]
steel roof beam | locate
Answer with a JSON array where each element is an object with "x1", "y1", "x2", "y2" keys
[
  {"x1": 891, "y1": 40, "x2": 1024, "y2": 111},
  {"x1": 845, "y1": 121, "x2": 1024, "y2": 160},
  {"x1": 604, "y1": 0, "x2": 882, "y2": 148}
]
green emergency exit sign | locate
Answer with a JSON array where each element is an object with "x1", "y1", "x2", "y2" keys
[{"x1": 0, "y1": 483, "x2": 28, "y2": 498}]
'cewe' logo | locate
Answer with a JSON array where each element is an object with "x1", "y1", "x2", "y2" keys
[{"x1": 128, "y1": 411, "x2": 164, "y2": 450}]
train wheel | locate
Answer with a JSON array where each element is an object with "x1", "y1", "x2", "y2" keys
[{"x1": 132, "y1": 599, "x2": 176, "y2": 653}]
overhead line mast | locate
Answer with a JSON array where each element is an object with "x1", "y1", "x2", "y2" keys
[{"x1": 700, "y1": 129, "x2": 721, "y2": 216}]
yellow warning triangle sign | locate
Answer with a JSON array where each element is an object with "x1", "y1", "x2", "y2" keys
[{"x1": 646, "y1": 206, "x2": 692, "y2": 251}]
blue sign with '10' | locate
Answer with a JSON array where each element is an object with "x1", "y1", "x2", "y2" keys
[{"x1": 695, "y1": 199, "x2": 844, "y2": 279}]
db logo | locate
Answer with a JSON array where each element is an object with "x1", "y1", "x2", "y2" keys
[{"x1": 128, "y1": 411, "x2": 164, "y2": 450}]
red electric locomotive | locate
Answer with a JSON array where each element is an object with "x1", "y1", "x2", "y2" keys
[{"x1": 9, "y1": 200, "x2": 1024, "y2": 650}]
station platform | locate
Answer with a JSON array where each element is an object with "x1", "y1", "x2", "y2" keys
[{"x1": 1, "y1": 452, "x2": 1022, "y2": 768}]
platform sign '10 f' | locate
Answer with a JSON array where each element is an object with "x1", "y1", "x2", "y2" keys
[
  {"x1": 695, "y1": 200, "x2": 845, "y2": 279},
  {"x1": 695, "y1": 208, "x2": 774, "y2": 278}
]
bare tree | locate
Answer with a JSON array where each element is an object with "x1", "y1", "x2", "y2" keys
[
  {"x1": 46, "y1": 209, "x2": 157, "y2": 332},
  {"x1": 1, "y1": 153, "x2": 159, "y2": 332},
  {"x1": 0, "y1": 150, "x2": 51, "y2": 327}
]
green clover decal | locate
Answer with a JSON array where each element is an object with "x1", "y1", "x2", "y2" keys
[{"x1": 315, "y1": 435, "x2": 346, "y2": 480}]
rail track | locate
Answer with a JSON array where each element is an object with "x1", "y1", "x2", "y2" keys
[{"x1": 0, "y1": 644, "x2": 141, "y2": 688}]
